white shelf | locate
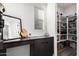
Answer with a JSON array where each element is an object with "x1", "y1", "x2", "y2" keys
[
  {"x1": 57, "y1": 21, "x2": 67, "y2": 23},
  {"x1": 68, "y1": 40, "x2": 77, "y2": 42},
  {"x1": 68, "y1": 21, "x2": 77, "y2": 23},
  {"x1": 57, "y1": 15, "x2": 77, "y2": 43},
  {"x1": 57, "y1": 21, "x2": 77, "y2": 23},
  {"x1": 57, "y1": 34, "x2": 67, "y2": 35},
  {"x1": 68, "y1": 28, "x2": 76, "y2": 30},
  {"x1": 60, "y1": 28, "x2": 67, "y2": 29},
  {"x1": 68, "y1": 34, "x2": 76, "y2": 35},
  {"x1": 60, "y1": 34, "x2": 67, "y2": 35},
  {"x1": 58, "y1": 28, "x2": 76, "y2": 29},
  {"x1": 57, "y1": 40, "x2": 67, "y2": 43},
  {"x1": 57, "y1": 40, "x2": 77, "y2": 43}
]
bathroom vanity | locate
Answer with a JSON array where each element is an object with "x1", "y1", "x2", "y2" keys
[{"x1": 0, "y1": 36, "x2": 54, "y2": 56}]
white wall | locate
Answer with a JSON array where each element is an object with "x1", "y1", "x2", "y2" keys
[
  {"x1": 3, "y1": 3, "x2": 46, "y2": 37},
  {"x1": 47, "y1": 3, "x2": 55, "y2": 36},
  {"x1": 57, "y1": 6, "x2": 64, "y2": 14},
  {"x1": 63, "y1": 4, "x2": 76, "y2": 16},
  {"x1": 47, "y1": 3, "x2": 57, "y2": 56},
  {"x1": 57, "y1": 4, "x2": 76, "y2": 16}
]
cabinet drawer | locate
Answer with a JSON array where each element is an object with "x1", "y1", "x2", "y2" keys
[
  {"x1": 31, "y1": 37, "x2": 54, "y2": 56},
  {"x1": 35, "y1": 38, "x2": 53, "y2": 44}
]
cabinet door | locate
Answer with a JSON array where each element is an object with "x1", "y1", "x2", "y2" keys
[
  {"x1": 0, "y1": 49, "x2": 6, "y2": 56},
  {"x1": 31, "y1": 38, "x2": 53, "y2": 56},
  {"x1": 0, "y1": 40, "x2": 3, "y2": 50}
]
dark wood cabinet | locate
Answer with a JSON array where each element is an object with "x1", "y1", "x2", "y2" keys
[
  {"x1": 0, "y1": 40, "x2": 3, "y2": 50},
  {"x1": 0, "y1": 40, "x2": 6, "y2": 56},
  {"x1": 0, "y1": 49, "x2": 6, "y2": 56},
  {"x1": 0, "y1": 36, "x2": 54, "y2": 56},
  {"x1": 30, "y1": 37, "x2": 54, "y2": 56}
]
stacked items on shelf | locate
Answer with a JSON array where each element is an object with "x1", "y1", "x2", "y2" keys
[
  {"x1": 57, "y1": 13, "x2": 67, "y2": 42},
  {"x1": 57, "y1": 13, "x2": 77, "y2": 42},
  {"x1": 68, "y1": 16, "x2": 77, "y2": 41}
]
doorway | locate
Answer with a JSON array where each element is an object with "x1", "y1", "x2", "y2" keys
[{"x1": 56, "y1": 3, "x2": 77, "y2": 56}]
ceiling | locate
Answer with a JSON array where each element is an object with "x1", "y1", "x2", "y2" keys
[
  {"x1": 57, "y1": 3, "x2": 76, "y2": 10},
  {"x1": 30, "y1": 3, "x2": 47, "y2": 9}
]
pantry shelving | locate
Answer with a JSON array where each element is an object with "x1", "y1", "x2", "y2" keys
[{"x1": 57, "y1": 12, "x2": 77, "y2": 43}]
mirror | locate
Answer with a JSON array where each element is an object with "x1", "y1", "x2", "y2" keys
[
  {"x1": 3, "y1": 15, "x2": 21, "y2": 40},
  {"x1": 34, "y1": 7, "x2": 45, "y2": 30},
  {"x1": 0, "y1": 3, "x2": 22, "y2": 40}
]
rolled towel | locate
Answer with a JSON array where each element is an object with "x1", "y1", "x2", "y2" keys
[{"x1": 20, "y1": 28, "x2": 29, "y2": 38}]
